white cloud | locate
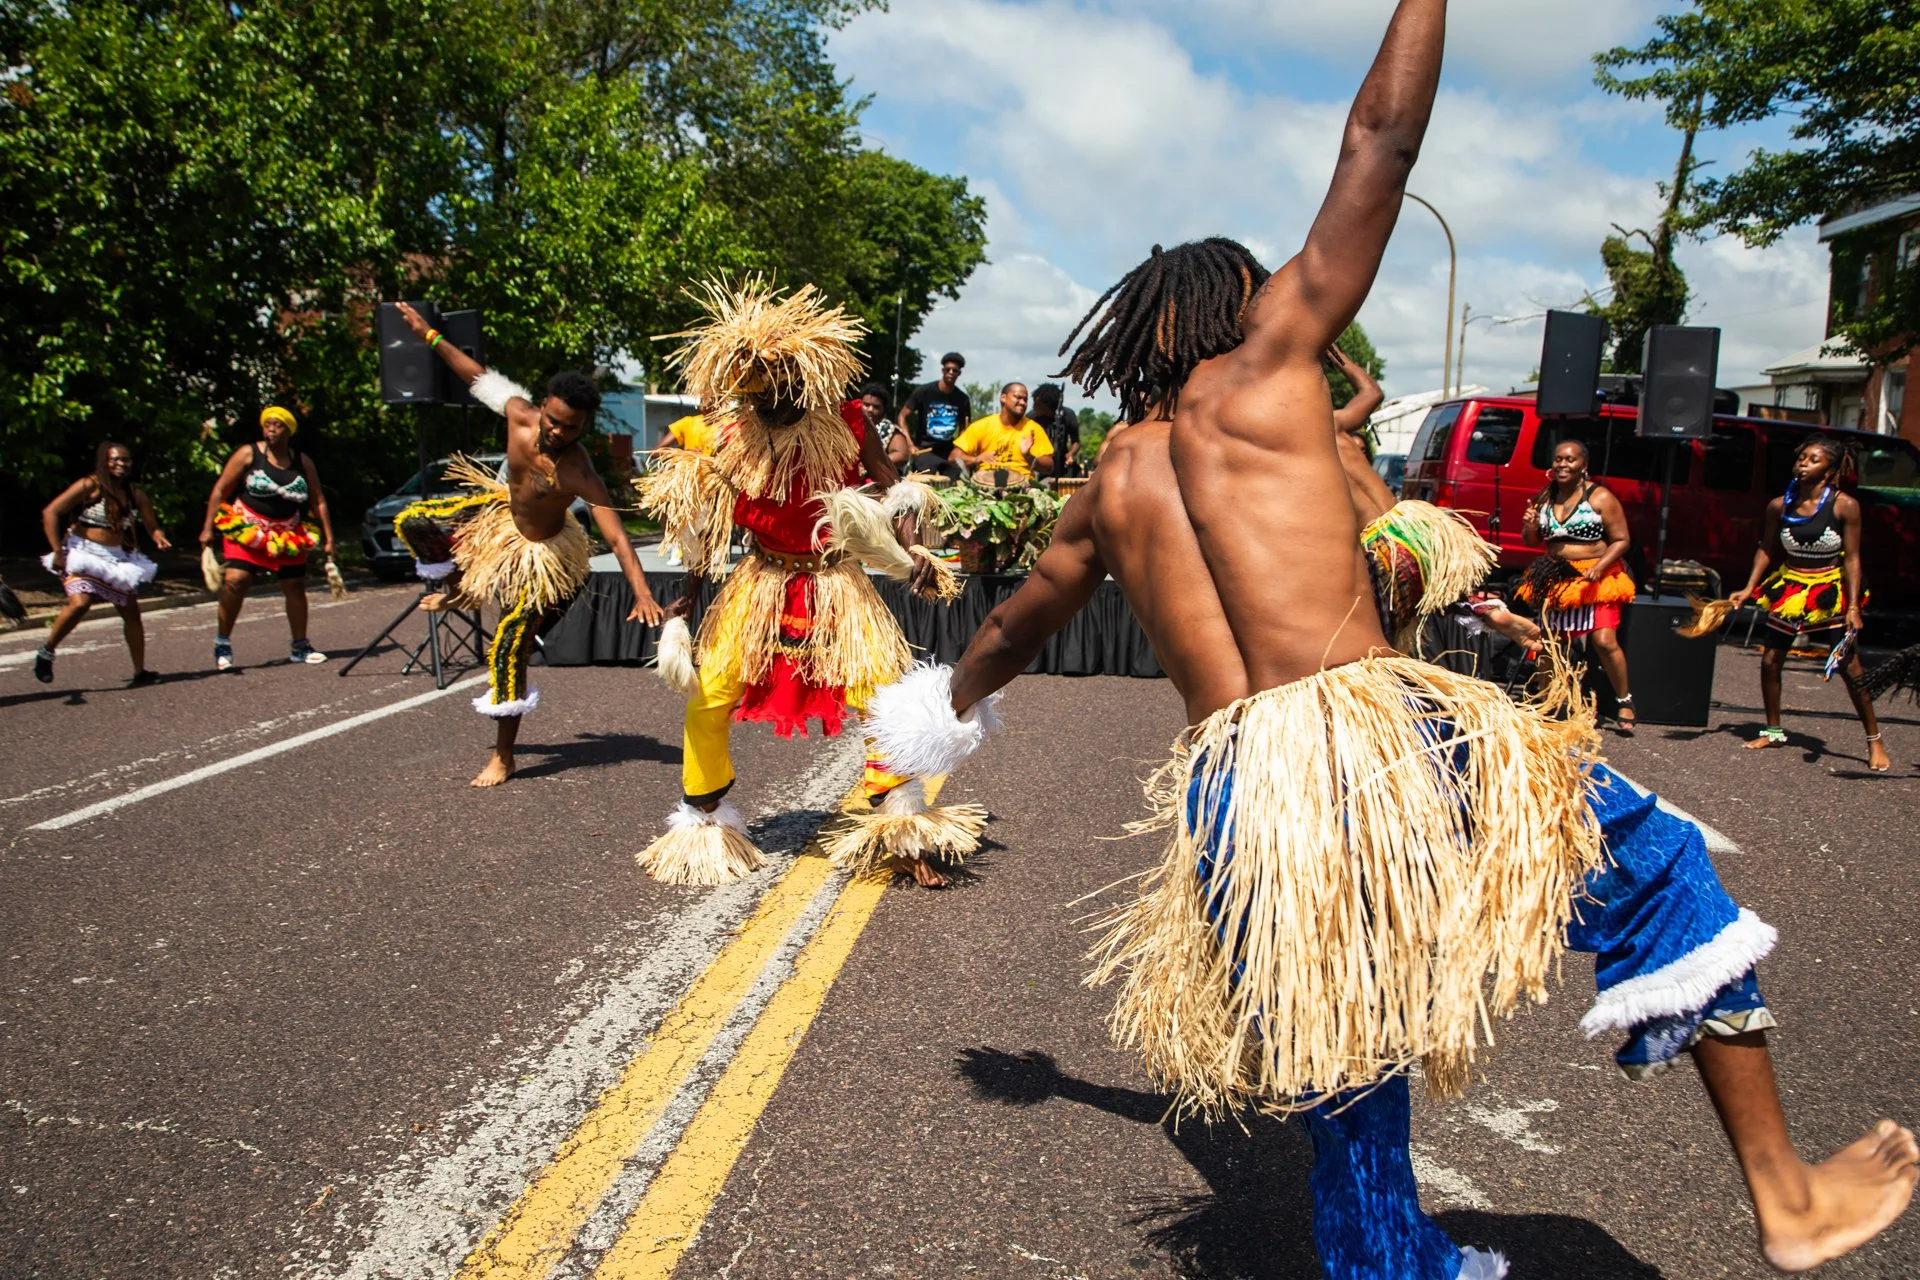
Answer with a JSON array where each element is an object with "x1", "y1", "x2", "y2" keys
[
  {"x1": 1106, "y1": 0, "x2": 1669, "y2": 85},
  {"x1": 840, "y1": 0, "x2": 1833, "y2": 409}
]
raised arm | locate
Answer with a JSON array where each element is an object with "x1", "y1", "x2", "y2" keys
[
  {"x1": 394, "y1": 302, "x2": 532, "y2": 418},
  {"x1": 949, "y1": 483, "x2": 1107, "y2": 713},
  {"x1": 1329, "y1": 346, "x2": 1394, "y2": 524},
  {"x1": 1243, "y1": 0, "x2": 1446, "y2": 363}
]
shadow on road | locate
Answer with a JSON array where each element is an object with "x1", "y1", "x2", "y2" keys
[
  {"x1": 0, "y1": 666, "x2": 232, "y2": 709},
  {"x1": 956, "y1": 1047, "x2": 1661, "y2": 1280},
  {"x1": 509, "y1": 731, "x2": 678, "y2": 780}
]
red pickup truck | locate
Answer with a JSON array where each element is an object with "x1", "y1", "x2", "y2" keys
[{"x1": 1398, "y1": 395, "x2": 1920, "y2": 615}]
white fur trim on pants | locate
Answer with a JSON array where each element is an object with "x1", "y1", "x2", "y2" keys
[
  {"x1": 43, "y1": 536, "x2": 157, "y2": 593},
  {"x1": 471, "y1": 370, "x2": 533, "y2": 417},
  {"x1": 415, "y1": 558, "x2": 457, "y2": 581},
  {"x1": 1580, "y1": 908, "x2": 1778, "y2": 1037},
  {"x1": 864, "y1": 663, "x2": 1002, "y2": 778},
  {"x1": 666, "y1": 800, "x2": 748, "y2": 834},
  {"x1": 655, "y1": 616, "x2": 699, "y2": 696},
  {"x1": 474, "y1": 688, "x2": 540, "y2": 718},
  {"x1": 1457, "y1": 1247, "x2": 1509, "y2": 1279}
]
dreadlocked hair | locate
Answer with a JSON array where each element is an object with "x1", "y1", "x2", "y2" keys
[
  {"x1": 1056, "y1": 238, "x2": 1270, "y2": 423},
  {"x1": 1795, "y1": 434, "x2": 1857, "y2": 488}
]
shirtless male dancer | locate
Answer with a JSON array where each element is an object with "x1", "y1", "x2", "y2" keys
[
  {"x1": 860, "y1": 1, "x2": 1916, "y2": 1275},
  {"x1": 394, "y1": 301, "x2": 665, "y2": 786}
]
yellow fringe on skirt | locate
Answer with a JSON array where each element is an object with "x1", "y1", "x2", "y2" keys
[
  {"x1": 695, "y1": 553, "x2": 911, "y2": 703},
  {"x1": 1088, "y1": 654, "x2": 1603, "y2": 1118},
  {"x1": 438, "y1": 459, "x2": 590, "y2": 614}
]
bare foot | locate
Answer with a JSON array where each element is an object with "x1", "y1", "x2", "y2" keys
[
  {"x1": 419, "y1": 592, "x2": 452, "y2": 613},
  {"x1": 1747, "y1": 729, "x2": 1787, "y2": 751},
  {"x1": 1867, "y1": 739, "x2": 1892, "y2": 772},
  {"x1": 1759, "y1": 1120, "x2": 1919, "y2": 1272},
  {"x1": 896, "y1": 856, "x2": 948, "y2": 888},
  {"x1": 470, "y1": 750, "x2": 514, "y2": 788}
]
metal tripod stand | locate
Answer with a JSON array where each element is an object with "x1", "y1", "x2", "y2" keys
[{"x1": 337, "y1": 583, "x2": 489, "y2": 689}]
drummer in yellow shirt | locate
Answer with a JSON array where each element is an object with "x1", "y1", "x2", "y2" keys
[
  {"x1": 663, "y1": 412, "x2": 718, "y2": 455},
  {"x1": 952, "y1": 382, "x2": 1055, "y2": 479}
]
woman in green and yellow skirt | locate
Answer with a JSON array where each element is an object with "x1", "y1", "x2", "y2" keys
[{"x1": 1727, "y1": 436, "x2": 1889, "y2": 771}]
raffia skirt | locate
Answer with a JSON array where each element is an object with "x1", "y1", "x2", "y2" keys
[{"x1": 1089, "y1": 654, "x2": 1604, "y2": 1118}]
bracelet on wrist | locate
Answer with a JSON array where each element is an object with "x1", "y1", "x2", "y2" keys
[{"x1": 426, "y1": 329, "x2": 443, "y2": 348}]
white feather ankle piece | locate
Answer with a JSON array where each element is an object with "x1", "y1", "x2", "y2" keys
[
  {"x1": 865, "y1": 664, "x2": 1002, "y2": 778},
  {"x1": 471, "y1": 370, "x2": 533, "y2": 417},
  {"x1": 1456, "y1": 1247, "x2": 1509, "y2": 1279},
  {"x1": 655, "y1": 616, "x2": 700, "y2": 697}
]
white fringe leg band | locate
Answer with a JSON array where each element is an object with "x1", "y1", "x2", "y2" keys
[
  {"x1": 1457, "y1": 1247, "x2": 1510, "y2": 1280},
  {"x1": 474, "y1": 689, "x2": 540, "y2": 718},
  {"x1": 637, "y1": 802, "x2": 764, "y2": 886},
  {"x1": 863, "y1": 664, "x2": 1003, "y2": 779}
]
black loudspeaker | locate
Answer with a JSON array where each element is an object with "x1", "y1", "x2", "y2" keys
[
  {"x1": 436, "y1": 309, "x2": 485, "y2": 407},
  {"x1": 378, "y1": 300, "x2": 442, "y2": 406},
  {"x1": 1638, "y1": 325, "x2": 1720, "y2": 439},
  {"x1": 1537, "y1": 310, "x2": 1608, "y2": 416},
  {"x1": 1585, "y1": 595, "x2": 1718, "y2": 727}
]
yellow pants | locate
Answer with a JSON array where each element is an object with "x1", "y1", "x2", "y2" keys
[{"x1": 681, "y1": 660, "x2": 909, "y2": 805}]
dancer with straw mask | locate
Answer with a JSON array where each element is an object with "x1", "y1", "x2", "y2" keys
[{"x1": 632, "y1": 279, "x2": 965, "y2": 887}]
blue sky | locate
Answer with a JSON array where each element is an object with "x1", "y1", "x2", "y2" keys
[{"x1": 830, "y1": 0, "x2": 1826, "y2": 408}]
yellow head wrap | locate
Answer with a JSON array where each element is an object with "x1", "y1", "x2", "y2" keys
[{"x1": 260, "y1": 406, "x2": 297, "y2": 434}]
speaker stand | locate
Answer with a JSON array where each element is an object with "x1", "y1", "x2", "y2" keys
[
  {"x1": 337, "y1": 584, "x2": 490, "y2": 690},
  {"x1": 1648, "y1": 439, "x2": 1677, "y2": 599}
]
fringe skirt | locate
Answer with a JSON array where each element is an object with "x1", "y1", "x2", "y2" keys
[
  {"x1": 1512, "y1": 556, "x2": 1634, "y2": 636},
  {"x1": 1754, "y1": 562, "x2": 1862, "y2": 638},
  {"x1": 696, "y1": 551, "x2": 912, "y2": 734},
  {"x1": 215, "y1": 501, "x2": 316, "y2": 571},
  {"x1": 1089, "y1": 655, "x2": 1603, "y2": 1117},
  {"x1": 43, "y1": 535, "x2": 157, "y2": 607}
]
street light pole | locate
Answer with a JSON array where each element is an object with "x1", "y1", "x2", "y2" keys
[
  {"x1": 1404, "y1": 192, "x2": 1456, "y2": 397},
  {"x1": 1456, "y1": 302, "x2": 1470, "y2": 394},
  {"x1": 891, "y1": 291, "x2": 905, "y2": 405}
]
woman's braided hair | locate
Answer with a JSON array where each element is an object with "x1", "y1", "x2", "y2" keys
[{"x1": 1056, "y1": 238, "x2": 1270, "y2": 423}]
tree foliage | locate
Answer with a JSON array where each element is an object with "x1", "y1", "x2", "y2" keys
[
  {"x1": 1327, "y1": 321, "x2": 1387, "y2": 408},
  {"x1": 1596, "y1": 0, "x2": 1920, "y2": 359},
  {"x1": 0, "y1": 0, "x2": 988, "y2": 542}
]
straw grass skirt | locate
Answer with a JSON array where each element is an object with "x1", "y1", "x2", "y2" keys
[{"x1": 1090, "y1": 654, "x2": 1603, "y2": 1118}]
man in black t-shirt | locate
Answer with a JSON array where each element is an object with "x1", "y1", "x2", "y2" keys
[
  {"x1": 1030, "y1": 383, "x2": 1081, "y2": 477},
  {"x1": 898, "y1": 352, "x2": 971, "y2": 465}
]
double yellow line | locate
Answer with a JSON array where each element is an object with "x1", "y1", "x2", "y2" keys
[{"x1": 457, "y1": 844, "x2": 889, "y2": 1280}]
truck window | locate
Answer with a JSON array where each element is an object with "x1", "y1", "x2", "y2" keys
[
  {"x1": 1410, "y1": 403, "x2": 1462, "y2": 466},
  {"x1": 1854, "y1": 436, "x2": 1920, "y2": 496},
  {"x1": 1702, "y1": 426, "x2": 1756, "y2": 491},
  {"x1": 1465, "y1": 407, "x2": 1524, "y2": 464},
  {"x1": 1531, "y1": 415, "x2": 1670, "y2": 482},
  {"x1": 1763, "y1": 429, "x2": 1810, "y2": 496}
]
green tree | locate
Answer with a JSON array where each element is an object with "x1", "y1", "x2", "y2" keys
[
  {"x1": 1326, "y1": 321, "x2": 1387, "y2": 408},
  {"x1": 1596, "y1": 1, "x2": 1920, "y2": 359},
  {"x1": 0, "y1": 0, "x2": 988, "y2": 546}
]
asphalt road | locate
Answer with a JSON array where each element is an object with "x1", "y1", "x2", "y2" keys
[{"x1": 3, "y1": 582, "x2": 1917, "y2": 1279}]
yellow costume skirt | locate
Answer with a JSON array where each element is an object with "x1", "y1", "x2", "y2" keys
[{"x1": 1090, "y1": 655, "x2": 1603, "y2": 1117}]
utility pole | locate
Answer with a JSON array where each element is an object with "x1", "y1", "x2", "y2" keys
[
  {"x1": 1405, "y1": 192, "x2": 1457, "y2": 396},
  {"x1": 891, "y1": 291, "x2": 906, "y2": 406}
]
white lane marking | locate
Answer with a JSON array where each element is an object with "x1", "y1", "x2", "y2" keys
[
  {"x1": 1411, "y1": 1143, "x2": 1493, "y2": 1210},
  {"x1": 27, "y1": 674, "x2": 489, "y2": 831},
  {"x1": 1612, "y1": 770, "x2": 1741, "y2": 856},
  {"x1": 1, "y1": 686, "x2": 407, "y2": 811},
  {"x1": 308, "y1": 734, "x2": 864, "y2": 1280},
  {"x1": 0, "y1": 640, "x2": 114, "y2": 671},
  {"x1": 1461, "y1": 1097, "x2": 1561, "y2": 1156}
]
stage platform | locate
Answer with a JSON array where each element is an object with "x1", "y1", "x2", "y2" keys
[{"x1": 539, "y1": 549, "x2": 1167, "y2": 678}]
